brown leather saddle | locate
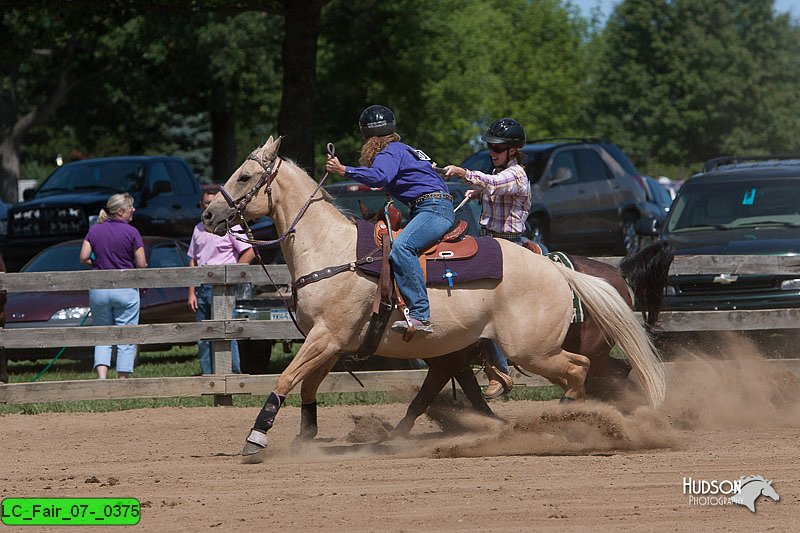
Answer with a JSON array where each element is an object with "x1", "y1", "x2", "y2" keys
[{"x1": 373, "y1": 205, "x2": 477, "y2": 264}]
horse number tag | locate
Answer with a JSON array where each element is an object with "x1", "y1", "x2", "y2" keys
[{"x1": 410, "y1": 148, "x2": 432, "y2": 161}]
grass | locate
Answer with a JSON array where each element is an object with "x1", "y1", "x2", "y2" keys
[{"x1": 1, "y1": 344, "x2": 562, "y2": 415}]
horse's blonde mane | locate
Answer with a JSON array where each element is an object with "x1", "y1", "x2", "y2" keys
[{"x1": 267, "y1": 150, "x2": 357, "y2": 226}]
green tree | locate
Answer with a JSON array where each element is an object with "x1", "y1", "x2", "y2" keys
[
  {"x1": 588, "y1": 0, "x2": 800, "y2": 170},
  {"x1": 317, "y1": 0, "x2": 591, "y2": 167}
]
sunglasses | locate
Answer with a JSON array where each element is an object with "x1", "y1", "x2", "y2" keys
[{"x1": 488, "y1": 144, "x2": 509, "y2": 153}]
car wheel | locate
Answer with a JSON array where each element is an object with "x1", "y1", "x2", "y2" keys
[
  {"x1": 238, "y1": 340, "x2": 274, "y2": 374},
  {"x1": 620, "y1": 215, "x2": 639, "y2": 255},
  {"x1": 526, "y1": 216, "x2": 548, "y2": 246}
]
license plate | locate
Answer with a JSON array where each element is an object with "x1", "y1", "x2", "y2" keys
[{"x1": 270, "y1": 309, "x2": 290, "y2": 321}]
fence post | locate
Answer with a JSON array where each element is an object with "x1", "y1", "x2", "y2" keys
[{"x1": 210, "y1": 283, "x2": 234, "y2": 406}]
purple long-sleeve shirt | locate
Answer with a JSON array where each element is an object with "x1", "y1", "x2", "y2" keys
[{"x1": 344, "y1": 142, "x2": 448, "y2": 204}]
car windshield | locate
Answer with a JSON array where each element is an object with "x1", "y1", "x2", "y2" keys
[
  {"x1": 666, "y1": 177, "x2": 800, "y2": 232},
  {"x1": 38, "y1": 162, "x2": 145, "y2": 195},
  {"x1": 22, "y1": 244, "x2": 88, "y2": 272}
]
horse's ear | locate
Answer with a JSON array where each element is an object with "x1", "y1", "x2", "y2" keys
[
  {"x1": 358, "y1": 200, "x2": 369, "y2": 218},
  {"x1": 260, "y1": 136, "x2": 282, "y2": 159}
]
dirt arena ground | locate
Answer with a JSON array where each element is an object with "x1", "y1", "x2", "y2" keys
[{"x1": 2, "y1": 340, "x2": 799, "y2": 531}]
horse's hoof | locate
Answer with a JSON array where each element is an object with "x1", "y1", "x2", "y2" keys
[
  {"x1": 559, "y1": 395, "x2": 577, "y2": 404},
  {"x1": 241, "y1": 429, "x2": 268, "y2": 462}
]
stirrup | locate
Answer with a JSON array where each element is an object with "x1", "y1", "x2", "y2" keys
[{"x1": 483, "y1": 363, "x2": 513, "y2": 392}]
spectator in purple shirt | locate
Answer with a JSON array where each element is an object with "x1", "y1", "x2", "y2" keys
[
  {"x1": 79, "y1": 193, "x2": 147, "y2": 380},
  {"x1": 325, "y1": 104, "x2": 455, "y2": 334},
  {"x1": 188, "y1": 189, "x2": 255, "y2": 374}
]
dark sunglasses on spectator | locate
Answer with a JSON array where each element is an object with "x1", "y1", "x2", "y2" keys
[{"x1": 489, "y1": 144, "x2": 509, "y2": 153}]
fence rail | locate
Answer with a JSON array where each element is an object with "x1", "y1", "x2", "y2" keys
[{"x1": 1, "y1": 256, "x2": 799, "y2": 404}]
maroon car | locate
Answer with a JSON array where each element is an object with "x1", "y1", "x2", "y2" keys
[{"x1": 3, "y1": 236, "x2": 196, "y2": 360}]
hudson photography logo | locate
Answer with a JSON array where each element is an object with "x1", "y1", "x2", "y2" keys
[{"x1": 683, "y1": 475, "x2": 780, "y2": 512}]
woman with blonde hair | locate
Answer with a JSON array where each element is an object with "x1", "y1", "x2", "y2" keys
[{"x1": 80, "y1": 193, "x2": 147, "y2": 379}]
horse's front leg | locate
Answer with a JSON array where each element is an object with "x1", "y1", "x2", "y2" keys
[
  {"x1": 296, "y1": 355, "x2": 339, "y2": 440},
  {"x1": 242, "y1": 327, "x2": 341, "y2": 459}
]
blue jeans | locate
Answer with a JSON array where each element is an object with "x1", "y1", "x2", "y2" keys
[
  {"x1": 196, "y1": 284, "x2": 241, "y2": 374},
  {"x1": 389, "y1": 197, "x2": 455, "y2": 321},
  {"x1": 90, "y1": 288, "x2": 140, "y2": 373}
]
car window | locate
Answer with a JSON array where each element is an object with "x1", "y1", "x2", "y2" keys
[
  {"x1": 547, "y1": 151, "x2": 579, "y2": 184},
  {"x1": 148, "y1": 242, "x2": 186, "y2": 268},
  {"x1": 667, "y1": 177, "x2": 800, "y2": 232},
  {"x1": 574, "y1": 149, "x2": 611, "y2": 182},
  {"x1": 167, "y1": 160, "x2": 197, "y2": 195},
  {"x1": 602, "y1": 143, "x2": 641, "y2": 178},
  {"x1": 22, "y1": 244, "x2": 88, "y2": 272},
  {"x1": 147, "y1": 163, "x2": 174, "y2": 195},
  {"x1": 523, "y1": 151, "x2": 550, "y2": 183}
]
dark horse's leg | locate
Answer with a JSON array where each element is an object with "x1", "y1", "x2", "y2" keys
[{"x1": 392, "y1": 342, "x2": 496, "y2": 438}]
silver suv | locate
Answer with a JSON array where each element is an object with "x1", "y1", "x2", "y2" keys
[{"x1": 460, "y1": 139, "x2": 650, "y2": 255}]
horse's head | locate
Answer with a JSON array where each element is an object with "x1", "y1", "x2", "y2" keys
[{"x1": 203, "y1": 136, "x2": 282, "y2": 236}]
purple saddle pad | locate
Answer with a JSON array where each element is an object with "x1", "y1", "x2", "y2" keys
[{"x1": 355, "y1": 218, "x2": 503, "y2": 286}]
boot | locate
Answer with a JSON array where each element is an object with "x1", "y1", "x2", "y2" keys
[{"x1": 483, "y1": 363, "x2": 513, "y2": 399}]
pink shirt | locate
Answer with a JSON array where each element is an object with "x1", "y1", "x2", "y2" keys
[{"x1": 187, "y1": 222, "x2": 252, "y2": 266}]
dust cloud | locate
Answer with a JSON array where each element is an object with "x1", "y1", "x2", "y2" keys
[{"x1": 296, "y1": 331, "x2": 800, "y2": 460}]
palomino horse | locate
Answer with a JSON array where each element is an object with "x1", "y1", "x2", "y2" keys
[
  {"x1": 203, "y1": 137, "x2": 666, "y2": 458},
  {"x1": 303, "y1": 242, "x2": 674, "y2": 439}
]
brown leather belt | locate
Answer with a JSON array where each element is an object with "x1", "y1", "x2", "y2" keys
[{"x1": 481, "y1": 227, "x2": 523, "y2": 240}]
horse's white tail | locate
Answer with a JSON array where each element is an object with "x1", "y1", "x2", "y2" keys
[{"x1": 554, "y1": 264, "x2": 666, "y2": 407}]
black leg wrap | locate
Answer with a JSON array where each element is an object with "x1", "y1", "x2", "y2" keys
[
  {"x1": 299, "y1": 401, "x2": 318, "y2": 439},
  {"x1": 254, "y1": 391, "x2": 286, "y2": 433}
]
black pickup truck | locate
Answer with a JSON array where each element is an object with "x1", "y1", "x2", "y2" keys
[{"x1": 0, "y1": 156, "x2": 202, "y2": 271}]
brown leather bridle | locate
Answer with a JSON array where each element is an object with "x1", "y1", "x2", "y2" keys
[{"x1": 218, "y1": 149, "x2": 283, "y2": 220}]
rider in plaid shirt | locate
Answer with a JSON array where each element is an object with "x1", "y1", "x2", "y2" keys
[{"x1": 444, "y1": 118, "x2": 532, "y2": 397}]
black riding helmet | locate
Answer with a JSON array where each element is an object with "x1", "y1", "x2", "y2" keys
[
  {"x1": 359, "y1": 104, "x2": 396, "y2": 138},
  {"x1": 481, "y1": 118, "x2": 526, "y2": 148}
]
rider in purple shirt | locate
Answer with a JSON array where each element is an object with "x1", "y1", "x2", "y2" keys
[
  {"x1": 326, "y1": 105, "x2": 455, "y2": 334},
  {"x1": 344, "y1": 141, "x2": 449, "y2": 204}
]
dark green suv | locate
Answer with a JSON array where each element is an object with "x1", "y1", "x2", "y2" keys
[{"x1": 641, "y1": 155, "x2": 800, "y2": 312}]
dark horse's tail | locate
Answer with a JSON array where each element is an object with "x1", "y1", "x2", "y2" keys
[{"x1": 619, "y1": 241, "x2": 674, "y2": 327}]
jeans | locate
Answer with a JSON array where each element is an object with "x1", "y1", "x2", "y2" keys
[
  {"x1": 389, "y1": 197, "x2": 455, "y2": 322},
  {"x1": 195, "y1": 284, "x2": 241, "y2": 374},
  {"x1": 90, "y1": 288, "x2": 140, "y2": 373}
]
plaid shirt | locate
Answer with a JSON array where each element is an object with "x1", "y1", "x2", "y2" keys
[{"x1": 463, "y1": 160, "x2": 531, "y2": 233}]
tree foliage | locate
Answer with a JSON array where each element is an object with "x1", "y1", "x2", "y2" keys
[
  {"x1": 588, "y1": 0, "x2": 800, "y2": 168},
  {"x1": 1, "y1": 0, "x2": 799, "y2": 202}
]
